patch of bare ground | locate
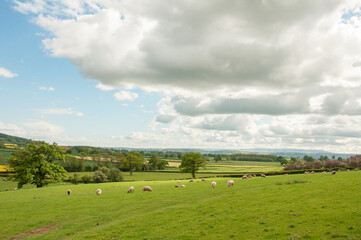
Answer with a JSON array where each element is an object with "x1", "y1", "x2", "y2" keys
[{"x1": 12, "y1": 223, "x2": 58, "y2": 240}]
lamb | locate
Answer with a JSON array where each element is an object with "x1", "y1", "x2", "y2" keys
[
  {"x1": 261, "y1": 174, "x2": 266, "y2": 178},
  {"x1": 175, "y1": 185, "x2": 179, "y2": 188},
  {"x1": 96, "y1": 189, "x2": 102, "y2": 196},
  {"x1": 189, "y1": 179, "x2": 194, "y2": 182},
  {"x1": 67, "y1": 189, "x2": 71, "y2": 195},
  {"x1": 332, "y1": 171, "x2": 336, "y2": 175},
  {"x1": 242, "y1": 175, "x2": 248, "y2": 179},
  {"x1": 143, "y1": 186, "x2": 152, "y2": 192},
  {"x1": 181, "y1": 185, "x2": 186, "y2": 188},
  {"x1": 227, "y1": 180, "x2": 234, "y2": 187},
  {"x1": 202, "y1": 179, "x2": 206, "y2": 181},
  {"x1": 127, "y1": 186, "x2": 135, "y2": 193},
  {"x1": 211, "y1": 181, "x2": 217, "y2": 188}
]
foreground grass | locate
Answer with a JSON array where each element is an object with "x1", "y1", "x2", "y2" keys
[{"x1": 1, "y1": 171, "x2": 360, "y2": 239}]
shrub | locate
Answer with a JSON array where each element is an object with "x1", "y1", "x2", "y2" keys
[
  {"x1": 107, "y1": 168, "x2": 123, "y2": 182},
  {"x1": 99, "y1": 167, "x2": 110, "y2": 176},
  {"x1": 69, "y1": 173, "x2": 80, "y2": 185},
  {"x1": 84, "y1": 164, "x2": 92, "y2": 172},
  {"x1": 81, "y1": 175, "x2": 92, "y2": 184},
  {"x1": 93, "y1": 170, "x2": 107, "y2": 183}
]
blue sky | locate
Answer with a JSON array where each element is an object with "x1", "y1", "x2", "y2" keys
[{"x1": 1, "y1": 1, "x2": 361, "y2": 153}]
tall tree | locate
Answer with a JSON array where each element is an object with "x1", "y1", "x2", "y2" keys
[
  {"x1": 179, "y1": 152, "x2": 206, "y2": 178},
  {"x1": 124, "y1": 150, "x2": 144, "y2": 175},
  {"x1": 8, "y1": 142, "x2": 67, "y2": 188}
]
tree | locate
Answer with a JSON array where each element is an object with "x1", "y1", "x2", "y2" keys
[
  {"x1": 214, "y1": 154, "x2": 222, "y2": 163},
  {"x1": 179, "y1": 152, "x2": 206, "y2": 178},
  {"x1": 303, "y1": 155, "x2": 314, "y2": 162},
  {"x1": 277, "y1": 156, "x2": 288, "y2": 165},
  {"x1": 124, "y1": 150, "x2": 144, "y2": 175},
  {"x1": 148, "y1": 153, "x2": 169, "y2": 170},
  {"x1": 8, "y1": 142, "x2": 67, "y2": 188}
]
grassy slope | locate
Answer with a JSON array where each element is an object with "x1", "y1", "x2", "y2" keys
[{"x1": 1, "y1": 171, "x2": 360, "y2": 239}]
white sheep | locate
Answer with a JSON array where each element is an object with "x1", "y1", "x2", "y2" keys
[
  {"x1": 332, "y1": 171, "x2": 336, "y2": 175},
  {"x1": 261, "y1": 174, "x2": 266, "y2": 178},
  {"x1": 227, "y1": 180, "x2": 234, "y2": 187},
  {"x1": 242, "y1": 175, "x2": 248, "y2": 180},
  {"x1": 189, "y1": 179, "x2": 194, "y2": 182},
  {"x1": 143, "y1": 186, "x2": 152, "y2": 192},
  {"x1": 67, "y1": 189, "x2": 71, "y2": 195},
  {"x1": 127, "y1": 186, "x2": 135, "y2": 193},
  {"x1": 202, "y1": 179, "x2": 206, "y2": 181},
  {"x1": 211, "y1": 181, "x2": 217, "y2": 188},
  {"x1": 322, "y1": 171, "x2": 326, "y2": 174},
  {"x1": 96, "y1": 189, "x2": 102, "y2": 196},
  {"x1": 181, "y1": 185, "x2": 186, "y2": 188}
]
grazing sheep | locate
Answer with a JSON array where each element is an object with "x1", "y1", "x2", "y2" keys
[
  {"x1": 332, "y1": 171, "x2": 336, "y2": 175},
  {"x1": 13, "y1": 188, "x2": 18, "y2": 191},
  {"x1": 347, "y1": 169, "x2": 350, "y2": 172},
  {"x1": 242, "y1": 175, "x2": 248, "y2": 180},
  {"x1": 284, "y1": 174, "x2": 288, "y2": 176},
  {"x1": 311, "y1": 171, "x2": 315, "y2": 174},
  {"x1": 127, "y1": 186, "x2": 135, "y2": 193},
  {"x1": 322, "y1": 171, "x2": 326, "y2": 174},
  {"x1": 143, "y1": 186, "x2": 152, "y2": 192},
  {"x1": 5, "y1": 188, "x2": 9, "y2": 191},
  {"x1": 175, "y1": 185, "x2": 179, "y2": 188},
  {"x1": 202, "y1": 179, "x2": 206, "y2": 181},
  {"x1": 248, "y1": 175, "x2": 253, "y2": 179},
  {"x1": 304, "y1": 171, "x2": 309, "y2": 174},
  {"x1": 67, "y1": 189, "x2": 71, "y2": 195},
  {"x1": 227, "y1": 180, "x2": 234, "y2": 187},
  {"x1": 253, "y1": 175, "x2": 256, "y2": 177},
  {"x1": 178, "y1": 180, "x2": 181, "y2": 183},
  {"x1": 96, "y1": 189, "x2": 102, "y2": 196},
  {"x1": 189, "y1": 179, "x2": 194, "y2": 182},
  {"x1": 181, "y1": 185, "x2": 186, "y2": 188},
  {"x1": 211, "y1": 181, "x2": 217, "y2": 188},
  {"x1": 261, "y1": 174, "x2": 266, "y2": 178},
  {"x1": 355, "y1": 168, "x2": 359, "y2": 171}
]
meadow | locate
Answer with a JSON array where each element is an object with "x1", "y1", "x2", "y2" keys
[{"x1": 1, "y1": 171, "x2": 360, "y2": 239}]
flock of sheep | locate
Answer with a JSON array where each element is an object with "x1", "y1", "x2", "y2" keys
[{"x1": 64, "y1": 169, "x2": 355, "y2": 196}]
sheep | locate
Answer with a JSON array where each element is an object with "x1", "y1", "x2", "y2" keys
[
  {"x1": 322, "y1": 171, "x2": 326, "y2": 174},
  {"x1": 227, "y1": 180, "x2": 234, "y2": 187},
  {"x1": 284, "y1": 174, "x2": 288, "y2": 176},
  {"x1": 211, "y1": 181, "x2": 217, "y2": 188},
  {"x1": 189, "y1": 179, "x2": 194, "y2": 182},
  {"x1": 96, "y1": 189, "x2": 102, "y2": 196},
  {"x1": 338, "y1": 169, "x2": 342, "y2": 172},
  {"x1": 175, "y1": 185, "x2": 179, "y2": 188},
  {"x1": 242, "y1": 175, "x2": 248, "y2": 180},
  {"x1": 304, "y1": 171, "x2": 309, "y2": 174},
  {"x1": 347, "y1": 169, "x2": 350, "y2": 172},
  {"x1": 127, "y1": 186, "x2": 135, "y2": 193},
  {"x1": 181, "y1": 185, "x2": 186, "y2": 188},
  {"x1": 261, "y1": 174, "x2": 266, "y2": 178},
  {"x1": 253, "y1": 175, "x2": 256, "y2": 177},
  {"x1": 143, "y1": 186, "x2": 152, "y2": 192},
  {"x1": 355, "y1": 168, "x2": 359, "y2": 171},
  {"x1": 178, "y1": 180, "x2": 181, "y2": 183},
  {"x1": 202, "y1": 179, "x2": 206, "y2": 181},
  {"x1": 67, "y1": 189, "x2": 71, "y2": 195},
  {"x1": 13, "y1": 188, "x2": 18, "y2": 191},
  {"x1": 5, "y1": 188, "x2": 9, "y2": 191},
  {"x1": 332, "y1": 171, "x2": 336, "y2": 175},
  {"x1": 248, "y1": 175, "x2": 253, "y2": 179},
  {"x1": 311, "y1": 171, "x2": 315, "y2": 174}
]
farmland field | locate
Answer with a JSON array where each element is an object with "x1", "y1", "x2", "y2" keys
[{"x1": 0, "y1": 171, "x2": 360, "y2": 239}]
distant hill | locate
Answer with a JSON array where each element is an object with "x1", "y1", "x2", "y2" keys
[{"x1": 0, "y1": 133, "x2": 31, "y2": 148}]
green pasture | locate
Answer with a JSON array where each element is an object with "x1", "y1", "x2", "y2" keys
[
  {"x1": 1, "y1": 171, "x2": 360, "y2": 239},
  {"x1": 0, "y1": 149, "x2": 16, "y2": 164},
  {"x1": 199, "y1": 163, "x2": 282, "y2": 173}
]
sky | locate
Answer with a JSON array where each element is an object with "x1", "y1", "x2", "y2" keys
[{"x1": 1, "y1": 0, "x2": 361, "y2": 153}]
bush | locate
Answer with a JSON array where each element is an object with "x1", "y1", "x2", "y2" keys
[
  {"x1": 84, "y1": 165, "x2": 92, "y2": 172},
  {"x1": 98, "y1": 167, "x2": 110, "y2": 176},
  {"x1": 81, "y1": 175, "x2": 92, "y2": 184},
  {"x1": 68, "y1": 173, "x2": 80, "y2": 185},
  {"x1": 107, "y1": 168, "x2": 123, "y2": 182},
  {"x1": 93, "y1": 170, "x2": 107, "y2": 183}
]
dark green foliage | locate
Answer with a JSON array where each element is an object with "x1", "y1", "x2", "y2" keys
[
  {"x1": 68, "y1": 173, "x2": 80, "y2": 185},
  {"x1": 61, "y1": 156, "x2": 84, "y2": 172},
  {"x1": 8, "y1": 142, "x2": 67, "y2": 188},
  {"x1": 84, "y1": 164, "x2": 92, "y2": 172},
  {"x1": 179, "y1": 152, "x2": 206, "y2": 178},
  {"x1": 81, "y1": 175, "x2": 92, "y2": 184},
  {"x1": 107, "y1": 168, "x2": 123, "y2": 182},
  {"x1": 230, "y1": 153, "x2": 277, "y2": 162},
  {"x1": 303, "y1": 155, "x2": 314, "y2": 162},
  {"x1": 148, "y1": 153, "x2": 169, "y2": 170},
  {"x1": 123, "y1": 150, "x2": 144, "y2": 175},
  {"x1": 0, "y1": 133, "x2": 31, "y2": 148}
]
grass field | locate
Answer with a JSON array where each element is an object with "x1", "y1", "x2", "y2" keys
[
  {"x1": 0, "y1": 149, "x2": 16, "y2": 164},
  {"x1": 1, "y1": 171, "x2": 360, "y2": 239}
]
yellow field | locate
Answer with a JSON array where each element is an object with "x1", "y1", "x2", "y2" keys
[{"x1": 0, "y1": 165, "x2": 12, "y2": 172}]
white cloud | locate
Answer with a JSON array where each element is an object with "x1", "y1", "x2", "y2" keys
[
  {"x1": 0, "y1": 67, "x2": 18, "y2": 78},
  {"x1": 39, "y1": 86, "x2": 55, "y2": 91},
  {"x1": 34, "y1": 108, "x2": 83, "y2": 116},
  {"x1": 114, "y1": 90, "x2": 138, "y2": 101},
  {"x1": 95, "y1": 83, "x2": 115, "y2": 91}
]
